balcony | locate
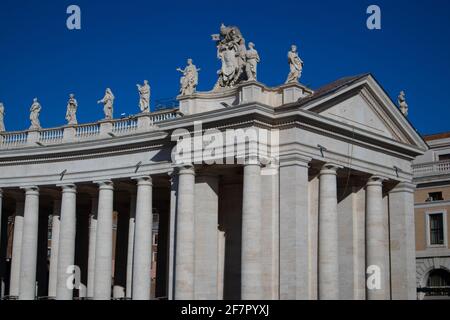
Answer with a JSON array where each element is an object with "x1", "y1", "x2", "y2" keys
[
  {"x1": 0, "y1": 108, "x2": 181, "y2": 150},
  {"x1": 413, "y1": 160, "x2": 450, "y2": 178}
]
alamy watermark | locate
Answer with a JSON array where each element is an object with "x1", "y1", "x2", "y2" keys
[
  {"x1": 171, "y1": 121, "x2": 279, "y2": 175},
  {"x1": 366, "y1": 265, "x2": 382, "y2": 290},
  {"x1": 66, "y1": 5, "x2": 81, "y2": 30},
  {"x1": 367, "y1": 5, "x2": 381, "y2": 30}
]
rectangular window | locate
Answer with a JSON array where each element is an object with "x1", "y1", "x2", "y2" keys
[
  {"x1": 429, "y1": 213, "x2": 444, "y2": 245},
  {"x1": 428, "y1": 192, "x2": 444, "y2": 202}
]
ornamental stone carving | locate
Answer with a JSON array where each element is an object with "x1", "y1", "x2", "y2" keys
[
  {"x1": 177, "y1": 59, "x2": 200, "y2": 96},
  {"x1": 137, "y1": 80, "x2": 151, "y2": 113},
  {"x1": 285, "y1": 44, "x2": 303, "y2": 84},
  {"x1": 97, "y1": 88, "x2": 115, "y2": 120},
  {"x1": 66, "y1": 94, "x2": 78, "y2": 125},
  {"x1": 29, "y1": 98, "x2": 42, "y2": 130}
]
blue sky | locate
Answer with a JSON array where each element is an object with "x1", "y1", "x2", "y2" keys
[{"x1": 0, "y1": 0, "x2": 449, "y2": 135}]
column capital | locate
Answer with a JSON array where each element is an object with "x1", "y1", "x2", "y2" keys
[
  {"x1": 57, "y1": 183, "x2": 77, "y2": 193},
  {"x1": 366, "y1": 175, "x2": 386, "y2": 187},
  {"x1": 175, "y1": 164, "x2": 196, "y2": 176},
  {"x1": 279, "y1": 154, "x2": 311, "y2": 168},
  {"x1": 132, "y1": 175, "x2": 153, "y2": 186},
  {"x1": 389, "y1": 181, "x2": 416, "y2": 194},
  {"x1": 20, "y1": 186, "x2": 39, "y2": 195},
  {"x1": 93, "y1": 180, "x2": 114, "y2": 190},
  {"x1": 320, "y1": 163, "x2": 342, "y2": 175}
]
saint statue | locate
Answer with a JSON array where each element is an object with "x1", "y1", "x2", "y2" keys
[
  {"x1": 0, "y1": 102, "x2": 5, "y2": 132},
  {"x1": 137, "y1": 80, "x2": 151, "y2": 113},
  {"x1": 398, "y1": 91, "x2": 408, "y2": 117},
  {"x1": 97, "y1": 88, "x2": 115, "y2": 120},
  {"x1": 285, "y1": 44, "x2": 304, "y2": 84},
  {"x1": 245, "y1": 42, "x2": 260, "y2": 81},
  {"x1": 66, "y1": 94, "x2": 78, "y2": 125},
  {"x1": 213, "y1": 23, "x2": 248, "y2": 90},
  {"x1": 29, "y1": 98, "x2": 42, "y2": 130},
  {"x1": 177, "y1": 59, "x2": 200, "y2": 96}
]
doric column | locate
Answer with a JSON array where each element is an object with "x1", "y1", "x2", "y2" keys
[
  {"x1": 174, "y1": 165, "x2": 195, "y2": 300},
  {"x1": 389, "y1": 182, "x2": 416, "y2": 300},
  {"x1": 9, "y1": 200, "x2": 24, "y2": 297},
  {"x1": 279, "y1": 156, "x2": 311, "y2": 299},
  {"x1": 126, "y1": 192, "x2": 136, "y2": 299},
  {"x1": 48, "y1": 199, "x2": 61, "y2": 298},
  {"x1": 366, "y1": 176, "x2": 389, "y2": 300},
  {"x1": 132, "y1": 176, "x2": 153, "y2": 300},
  {"x1": 19, "y1": 186, "x2": 40, "y2": 300},
  {"x1": 318, "y1": 163, "x2": 340, "y2": 300},
  {"x1": 194, "y1": 173, "x2": 219, "y2": 300},
  {"x1": 113, "y1": 205, "x2": 128, "y2": 299},
  {"x1": 93, "y1": 180, "x2": 114, "y2": 300},
  {"x1": 241, "y1": 160, "x2": 263, "y2": 300},
  {"x1": 87, "y1": 196, "x2": 98, "y2": 299},
  {"x1": 167, "y1": 172, "x2": 178, "y2": 300},
  {"x1": 56, "y1": 184, "x2": 77, "y2": 300}
]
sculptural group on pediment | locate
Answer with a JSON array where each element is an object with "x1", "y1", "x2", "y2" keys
[{"x1": 211, "y1": 24, "x2": 262, "y2": 90}]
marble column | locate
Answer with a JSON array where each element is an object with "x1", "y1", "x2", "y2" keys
[
  {"x1": 93, "y1": 180, "x2": 114, "y2": 300},
  {"x1": 389, "y1": 182, "x2": 416, "y2": 300},
  {"x1": 126, "y1": 192, "x2": 136, "y2": 299},
  {"x1": 167, "y1": 172, "x2": 178, "y2": 300},
  {"x1": 194, "y1": 174, "x2": 219, "y2": 300},
  {"x1": 19, "y1": 186, "x2": 40, "y2": 300},
  {"x1": 9, "y1": 200, "x2": 24, "y2": 297},
  {"x1": 48, "y1": 199, "x2": 61, "y2": 298},
  {"x1": 318, "y1": 163, "x2": 340, "y2": 300},
  {"x1": 0, "y1": 189, "x2": 2, "y2": 259},
  {"x1": 132, "y1": 176, "x2": 153, "y2": 300},
  {"x1": 279, "y1": 157, "x2": 310, "y2": 300},
  {"x1": 56, "y1": 184, "x2": 77, "y2": 300},
  {"x1": 365, "y1": 176, "x2": 389, "y2": 300},
  {"x1": 113, "y1": 204, "x2": 129, "y2": 299},
  {"x1": 87, "y1": 197, "x2": 98, "y2": 298},
  {"x1": 241, "y1": 160, "x2": 263, "y2": 300},
  {"x1": 174, "y1": 165, "x2": 195, "y2": 300}
]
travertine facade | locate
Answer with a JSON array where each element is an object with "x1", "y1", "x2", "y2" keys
[
  {"x1": 0, "y1": 74, "x2": 426, "y2": 300},
  {"x1": 0, "y1": 26, "x2": 427, "y2": 300}
]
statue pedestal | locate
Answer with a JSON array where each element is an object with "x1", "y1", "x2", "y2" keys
[
  {"x1": 240, "y1": 82, "x2": 263, "y2": 104},
  {"x1": 280, "y1": 82, "x2": 312, "y2": 104},
  {"x1": 63, "y1": 126, "x2": 76, "y2": 143},
  {"x1": 27, "y1": 130, "x2": 40, "y2": 147},
  {"x1": 137, "y1": 113, "x2": 153, "y2": 130},
  {"x1": 99, "y1": 120, "x2": 113, "y2": 138}
]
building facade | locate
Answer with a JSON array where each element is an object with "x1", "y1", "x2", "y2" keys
[
  {"x1": 0, "y1": 26, "x2": 427, "y2": 301},
  {"x1": 0, "y1": 74, "x2": 427, "y2": 300},
  {"x1": 413, "y1": 132, "x2": 450, "y2": 299}
]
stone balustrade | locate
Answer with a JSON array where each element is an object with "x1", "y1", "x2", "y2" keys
[
  {"x1": 413, "y1": 160, "x2": 450, "y2": 177},
  {"x1": 0, "y1": 109, "x2": 181, "y2": 149}
]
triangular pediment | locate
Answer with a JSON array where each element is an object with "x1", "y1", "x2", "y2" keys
[{"x1": 301, "y1": 75, "x2": 428, "y2": 150}]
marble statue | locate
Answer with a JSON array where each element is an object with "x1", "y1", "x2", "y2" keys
[
  {"x1": 213, "y1": 23, "x2": 248, "y2": 90},
  {"x1": 177, "y1": 59, "x2": 200, "y2": 95},
  {"x1": 66, "y1": 94, "x2": 78, "y2": 125},
  {"x1": 398, "y1": 91, "x2": 408, "y2": 116},
  {"x1": 0, "y1": 102, "x2": 5, "y2": 132},
  {"x1": 245, "y1": 42, "x2": 260, "y2": 81},
  {"x1": 29, "y1": 98, "x2": 42, "y2": 130},
  {"x1": 285, "y1": 44, "x2": 303, "y2": 84},
  {"x1": 97, "y1": 88, "x2": 115, "y2": 120},
  {"x1": 137, "y1": 80, "x2": 151, "y2": 113}
]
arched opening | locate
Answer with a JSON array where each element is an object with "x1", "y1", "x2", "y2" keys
[{"x1": 424, "y1": 269, "x2": 450, "y2": 299}]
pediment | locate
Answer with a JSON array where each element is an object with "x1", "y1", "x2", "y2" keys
[{"x1": 302, "y1": 75, "x2": 428, "y2": 150}]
